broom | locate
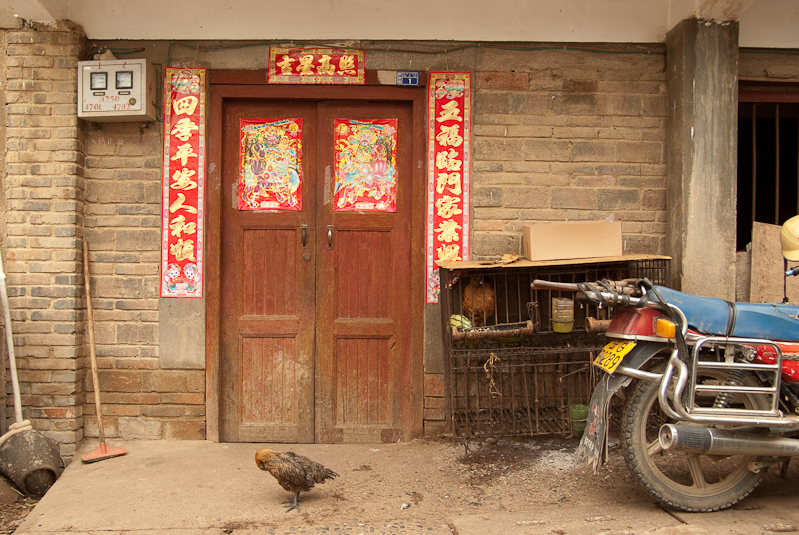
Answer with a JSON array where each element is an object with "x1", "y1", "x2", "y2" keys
[{"x1": 81, "y1": 240, "x2": 126, "y2": 463}]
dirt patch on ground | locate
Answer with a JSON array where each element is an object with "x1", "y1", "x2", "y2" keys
[
  {"x1": 458, "y1": 437, "x2": 577, "y2": 487},
  {"x1": 0, "y1": 496, "x2": 37, "y2": 534},
  {"x1": 297, "y1": 435, "x2": 645, "y2": 525}
]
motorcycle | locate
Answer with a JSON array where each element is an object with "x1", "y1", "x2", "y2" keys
[{"x1": 532, "y1": 236, "x2": 799, "y2": 512}]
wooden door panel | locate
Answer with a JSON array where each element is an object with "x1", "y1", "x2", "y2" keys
[
  {"x1": 241, "y1": 228, "x2": 298, "y2": 316},
  {"x1": 336, "y1": 229, "x2": 393, "y2": 319},
  {"x1": 336, "y1": 337, "x2": 391, "y2": 426},
  {"x1": 240, "y1": 336, "x2": 298, "y2": 425},
  {"x1": 316, "y1": 102, "x2": 414, "y2": 443},
  {"x1": 220, "y1": 100, "x2": 316, "y2": 443}
]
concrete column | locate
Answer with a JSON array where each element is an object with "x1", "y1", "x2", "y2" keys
[{"x1": 666, "y1": 18, "x2": 739, "y2": 299}]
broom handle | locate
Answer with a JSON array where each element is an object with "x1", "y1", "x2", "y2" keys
[
  {"x1": 0, "y1": 252, "x2": 23, "y2": 424},
  {"x1": 82, "y1": 241, "x2": 106, "y2": 444}
]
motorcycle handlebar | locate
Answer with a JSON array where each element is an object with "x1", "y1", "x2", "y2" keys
[
  {"x1": 531, "y1": 279, "x2": 643, "y2": 307},
  {"x1": 530, "y1": 280, "x2": 581, "y2": 292},
  {"x1": 531, "y1": 279, "x2": 689, "y2": 338}
]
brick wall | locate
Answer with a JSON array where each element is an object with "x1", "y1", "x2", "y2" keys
[
  {"x1": 83, "y1": 123, "x2": 205, "y2": 441},
  {"x1": 3, "y1": 22, "x2": 86, "y2": 458},
  {"x1": 468, "y1": 47, "x2": 668, "y2": 260},
  {"x1": 739, "y1": 49, "x2": 799, "y2": 80},
  {"x1": 3, "y1": 29, "x2": 670, "y2": 448},
  {"x1": 3, "y1": 24, "x2": 206, "y2": 458}
]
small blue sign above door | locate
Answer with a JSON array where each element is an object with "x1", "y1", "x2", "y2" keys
[{"x1": 396, "y1": 71, "x2": 420, "y2": 87}]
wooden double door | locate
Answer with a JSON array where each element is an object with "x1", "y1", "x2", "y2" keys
[{"x1": 219, "y1": 99, "x2": 414, "y2": 443}]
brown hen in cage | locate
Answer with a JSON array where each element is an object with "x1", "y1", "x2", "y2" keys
[{"x1": 462, "y1": 276, "x2": 496, "y2": 326}]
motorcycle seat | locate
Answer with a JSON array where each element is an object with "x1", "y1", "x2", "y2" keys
[{"x1": 653, "y1": 286, "x2": 799, "y2": 342}]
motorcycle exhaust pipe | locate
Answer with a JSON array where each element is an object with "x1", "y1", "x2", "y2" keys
[{"x1": 659, "y1": 424, "x2": 799, "y2": 457}]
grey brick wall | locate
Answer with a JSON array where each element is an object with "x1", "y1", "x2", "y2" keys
[
  {"x1": 469, "y1": 48, "x2": 668, "y2": 259},
  {"x1": 83, "y1": 121, "x2": 205, "y2": 442}
]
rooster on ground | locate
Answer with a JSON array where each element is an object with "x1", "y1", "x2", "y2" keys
[{"x1": 255, "y1": 448, "x2": 339, "y2": 512}]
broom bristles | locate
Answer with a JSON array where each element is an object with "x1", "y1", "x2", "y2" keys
[{"x1": 81, "y1": 441, "x2": 126, "y2": 464}]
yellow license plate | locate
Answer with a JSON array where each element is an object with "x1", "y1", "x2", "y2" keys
[{"x1": 593, "y1": 340, "x2": 636, "y2": 374}]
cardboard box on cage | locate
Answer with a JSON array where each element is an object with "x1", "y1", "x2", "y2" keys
[{"x1": 522, "y1": 220, "x2": 622, "y2": 261}]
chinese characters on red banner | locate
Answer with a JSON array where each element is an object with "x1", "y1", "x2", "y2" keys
[
  {"x1": 161, "y1": 68, "x2": 205, "y2": 298},
  {"x1": 268, "y1": 48, "x2": 365, "y2": 84},
  {"x1": 426, "y1": 73, "x2": 471, "y2": 304}
]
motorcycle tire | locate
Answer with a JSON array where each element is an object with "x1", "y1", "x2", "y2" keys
[{"x1": 621, "y1": 358, "x2": 769, "y2": 512}]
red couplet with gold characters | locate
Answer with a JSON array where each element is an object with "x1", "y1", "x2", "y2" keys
[
  {"x1": 426, "y1": 72, "x2": 472, "y2": 304},
  {"x1": 161, "y1": 67, "x2": 206, "y2": 298}
]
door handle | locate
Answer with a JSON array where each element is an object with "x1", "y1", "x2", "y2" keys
[
  {"x1": 301, "y1": 225, "x2": 307, "y2": 248},
  {"x1": 327, "y1": 225, "x2": 333, "y2": 249}
]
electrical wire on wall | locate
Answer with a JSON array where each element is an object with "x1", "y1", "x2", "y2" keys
[
  {"x1": 161, "y1": 40, "x2": 668, "y2": 69},
  {"x1": 84, "y1": 46, "x2": 146, "y2": 60},
  {"x1": 85, "y1": 39, "x2": 671, "y2": 122},
  {"x1": 86, "y1": 41, "x2": 799, "y2": 73}
]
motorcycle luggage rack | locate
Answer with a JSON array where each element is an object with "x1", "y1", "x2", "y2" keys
[{"x1": 688, "y1": 336, "x2": 782, "y2": 419}]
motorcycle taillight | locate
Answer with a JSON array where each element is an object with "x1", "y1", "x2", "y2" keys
[{"x1": 606, "y1": 307, "x2": 664, "y2": 337}]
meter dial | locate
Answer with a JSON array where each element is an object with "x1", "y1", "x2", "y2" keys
[
  {"x1": 116, "y1": 71, "x2": 133, "y2": 89},
  {"x1": 90, "y1": 72, "x2": 107, "y2": 91}
]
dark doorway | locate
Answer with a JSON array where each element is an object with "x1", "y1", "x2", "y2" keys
[{"x1": 737, "y1": 84, "x2": 799, "y2": 251}]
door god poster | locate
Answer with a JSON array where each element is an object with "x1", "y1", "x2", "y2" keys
[
  {"x1": 161, "y1": 67, "x2": 206, "y2": 298},
  {"x1": 333, "y1": 119, "x2": 398, "y2": 212},
  {"x1": 426, "y1": 72, "x2": 472, "y2": 304},
  {"x1": 238, "y1": 118, "x2": 303, "y2": 211}
]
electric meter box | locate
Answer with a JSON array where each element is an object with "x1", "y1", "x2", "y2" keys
[{"x1": 77, "y1": 59, "x2": 157, "y2": 122}]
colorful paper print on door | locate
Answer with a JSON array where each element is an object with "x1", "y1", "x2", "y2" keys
[
  {"x1": 333, "y1": 118, "x2": 398, "y2": 212},
  {"x1": 238, "y1": 118, "x2": 303, "y2": 211}
]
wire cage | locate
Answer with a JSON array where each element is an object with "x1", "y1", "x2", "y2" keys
[{"x1": 439, "y1": 256, "x2": 669, "y2": 439}]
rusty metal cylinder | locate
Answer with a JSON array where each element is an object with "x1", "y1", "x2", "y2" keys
[{"x1": 585, "y1": 317, "x2": 612, "y2": 333}]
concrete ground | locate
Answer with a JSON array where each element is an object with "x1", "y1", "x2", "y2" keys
[{"x1": 12, "y1": 438, "x2": 799, "y2": 535}]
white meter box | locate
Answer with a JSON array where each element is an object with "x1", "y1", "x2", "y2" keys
[{"x1": 78, "y1": 59, "x2": 156, "y2": 122}]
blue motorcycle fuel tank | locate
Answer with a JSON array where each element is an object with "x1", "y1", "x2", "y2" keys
[{"x1": 653, "y1": 286, "x2": 799, "y2": 342}]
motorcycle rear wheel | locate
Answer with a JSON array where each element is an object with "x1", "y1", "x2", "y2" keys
[{"x1": 621, "y1": 359, "x2": 769, "y2": 512}]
